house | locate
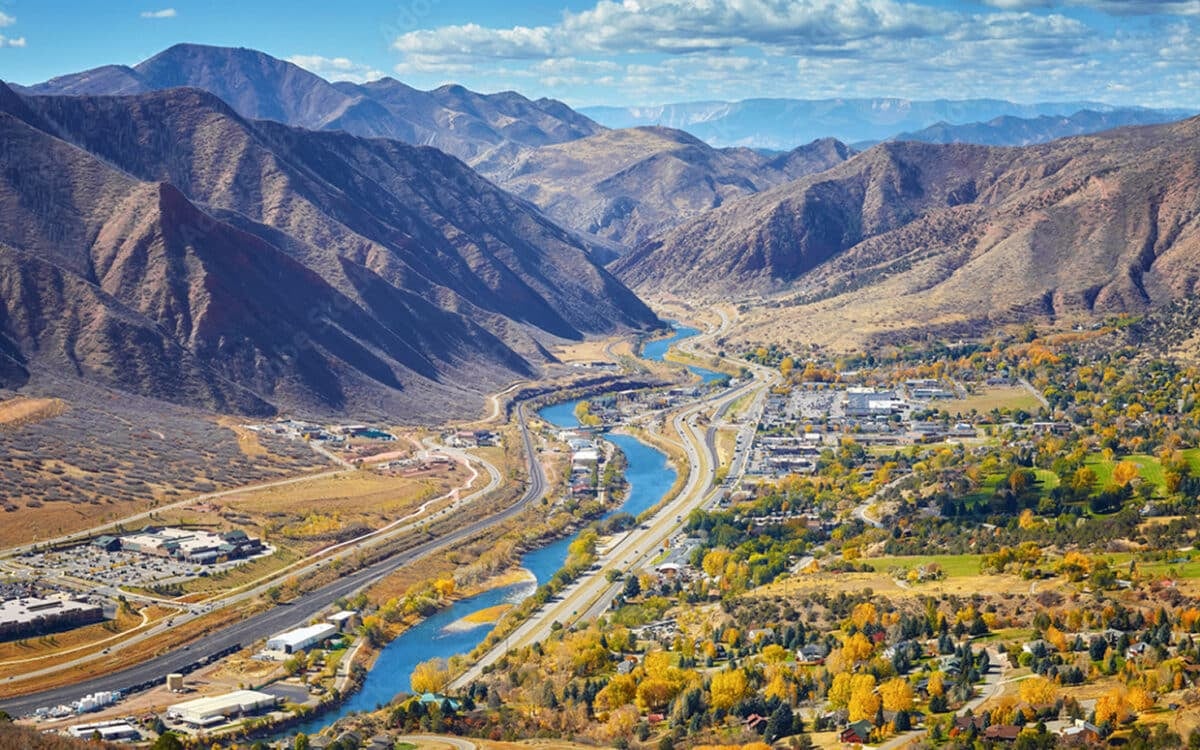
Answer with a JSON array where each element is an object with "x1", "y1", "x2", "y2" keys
[
  {"x1": 954, "y1": 715, "x2": 987, "y2": 733},
  {"x1": 745, "y1": 713, "x2": 768, "y2": 731},
  {"x1": 840, "y1": 720, "x2": 874, "y2": 744},
  {"x1": 1126, "y1": 641, "x2": 1150, "y2": 660},
  {"x1": 985, "y1": 725, "x2": 1021, "y2": 742},
  {"x1": 798, "y1": 643, "x2": 827, "y2": 664},
  {"x1": 1060, "y1": 720, "x2": 1102, "y2": 745}
]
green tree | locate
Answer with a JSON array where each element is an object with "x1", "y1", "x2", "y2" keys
[{"x1": 152, "y1": 733, "x2": 184, "y2": 750}]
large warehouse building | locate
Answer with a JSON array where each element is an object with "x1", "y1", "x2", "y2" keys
[
  {"x1": 265, "y1": 623, "x2": 338, "y2": 654},
  {"x1": 166, "y1": 690, "x2": 278, "y2": 728}
]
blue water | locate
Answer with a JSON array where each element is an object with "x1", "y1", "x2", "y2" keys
[
  {"x1": 642, "y1": 324, "x2": 726, "y2": 384},
  {"x1": 286, "y1": 401, "x2": 674, "y2": 735}
]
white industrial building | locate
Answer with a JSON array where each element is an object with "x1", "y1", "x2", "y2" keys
[
  {"x1": 265, "y1": 623, "x2": 338, "y2": 654},
  {"x1": 67, "y1": 720, "x2": 142, "y2": 741},
  {"x1": 166, "y1": 690, "x2": 278, "y2": 728}
]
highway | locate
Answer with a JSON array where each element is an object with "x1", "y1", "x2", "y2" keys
[
  {"x1": 454, "y1": 311, "x2": 776, "y2": 688},
  {"x1": 0, "y1": 405, "x2": 548, "y2": 717}
]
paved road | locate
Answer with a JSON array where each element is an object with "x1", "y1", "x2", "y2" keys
[
  {"x1": 1, "y1": 439, "x2": 499, "y2": 689},
  {"x1": 0, "y1": 463, "x2": 353, "y2": 560},
  {"x1": 452, "y1": 311, "x2": 777, "y2": 688},
  {"x1": 874, "y1": 647, "x2": 1006, "y2": 750},
  {"x1": 0, "y1": 406, "x2": 547, "y2": 717}
]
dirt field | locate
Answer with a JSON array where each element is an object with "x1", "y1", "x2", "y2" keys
[
  {"x1": 0, "y1": 397, "x2": 67, "y2": 427},
  {"x1": 550, "y1": 338, "x2": 624, "y2": 363},
  {"x1": 0, "y1": 385, "x2": 331, "y2": 548}
]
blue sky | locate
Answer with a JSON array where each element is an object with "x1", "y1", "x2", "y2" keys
[{"x1": 1, "y1": 0, "x2": 1198, "y2": 107}]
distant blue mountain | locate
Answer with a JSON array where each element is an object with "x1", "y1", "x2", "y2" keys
[{"x1": 581, "y1": 98, "x2": 1194, "y2": 150}]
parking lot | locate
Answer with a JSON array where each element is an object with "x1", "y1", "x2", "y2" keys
[{"x1": 18, "y1": 544, "x2": 274, "y2": 588}]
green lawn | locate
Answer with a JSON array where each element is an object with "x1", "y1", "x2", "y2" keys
[
  {"x1": 1085, "y1": 453, "x2": 1166, "y2": 493},
  {"x1": 1183, "y1": 448, "x2": 1200, "y2": 475},
  {"x1": 1034, "y1": 469, "x2": 1060, "y2": 491},
  {"x1": 1104, "y1": 552, "x2": 1200, "y2": 579},
  {"x1": 866, "y1": 554, "x2": 983, "y2": 578}
]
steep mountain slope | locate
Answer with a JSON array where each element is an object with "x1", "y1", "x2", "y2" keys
[
  {"x1": 616, "y1": 118, "x2": 1200, "y2": 345},
  {"x1": 472, "y1": 127, "x2": 851, "y2": 247},
  {"x1": 25, "y1": 44, "x2": 604, "y2": 162},
  {"x1": 0, "y1": 83, "x2": 659, "y2": 418},
  {"x1": 582, "y1": 98, "x2": 1192, "y2": 150},
  {"x1": 888, "y1": 109, "x2": 1189, "y2": 148}
]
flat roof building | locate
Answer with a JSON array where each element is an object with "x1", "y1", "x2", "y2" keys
[
  {"x1": 265, "y1": 623, "x2": 338, "y2": 654},
  {"x1": 0, "y1": 597, "x2": 105, "y2": 640},
  {"x1": 167, "y1": 690, "x2": 278, "y2": 728}
]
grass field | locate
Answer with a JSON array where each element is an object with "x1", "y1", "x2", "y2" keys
[
  {"x1": 944, "y1": 386, "x2": 1042, "y2": 416},
  {"x1": 1085, "y1": 453, "x2": 1166, "y2": 492}
]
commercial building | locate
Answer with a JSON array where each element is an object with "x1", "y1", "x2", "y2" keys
[
  {"x1": 166, "y1": 690, "x2": 278, "y2": 728},
  {"x1": 265, "y1": 623, "x2": 338, "y2": 654},
  {"x1": 0, "y1": 597, "x2": 105, "y2": 640},
  {"x1": 113, "y1": 527, "x2": 264, "y2": 564},
  {"x1": 67, "y1": 721, "x2": 142, "y2": 742}
]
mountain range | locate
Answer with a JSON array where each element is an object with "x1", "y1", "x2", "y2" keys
[
  {"x1": 20, "y1": 44, "x2": 603, "y2": 164},
  {"x1": 6, "y1": 41, "x2": 1200, "y2": 419},
  {"x1": 883, "y1": 108, "x2": 1189, "y2": 149},
  {"x1": 0, "y1": 81, "x2": 658, "y2": 418},
  {"x1": 582, "y1": 98, "x2": 1194, "y2": 150},
  {"x1": 19, "y1": 44, "x2": 859, "y2": 250},
  {"x1": 616, "y1": 117, "x2": 1200, "y2": 346},
  {"x1": 473, "y1": 127, "x2": 852, "y2": 248}
]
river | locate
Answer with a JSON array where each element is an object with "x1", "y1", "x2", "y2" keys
[
  {"x1": 286, "y1": 400, "x2": 676, "y2": 734},
  {"x1": 641, "y1": 323, "x2": 726, "y2": 383}
]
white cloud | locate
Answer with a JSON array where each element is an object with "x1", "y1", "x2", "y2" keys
[
  {"x1": 385, "y1": 0, "x2": 1200, "y2": 108},
  {"x1": 984, "y1": 0, "x2": 1200, "y2": 13},
  {"x1": 0, "y1": 35, "x2": 24, "y2": 48},
  {"x1": 0, "y1": 12, "x2": 14, "y2": 27},
  {"x1": 286, "y1": 55, "x2": 386, "y2": 84},
  {"x1": 140, "y1": 8, "x2": 177, "y2": 19},
  {"x1": 392, "y1": 0, "x2": 961, "y2": 62}
]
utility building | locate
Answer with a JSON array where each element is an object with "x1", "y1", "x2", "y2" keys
[{"x1": 265, "y1": 623, "x2": 337, "y2": 654}]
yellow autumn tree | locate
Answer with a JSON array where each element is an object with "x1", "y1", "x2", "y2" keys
[
  {"x1": 410, "y1": 658, "x2": 452, "y2": 694},
  {"x1": 765, "y1": 669, "x2": 796, "y2": 704},
  {"x1": 1018, "y1": 508, "x2": 1038, "y2": 530},
  {"x1": 710, "y1": 669, "x2": 751, "y2": 711},
  {"x1": 1127, "y1": 686, "x2": 1155, "y2": 713},
  {"x1": 879, "y1": 678, "x2": 914, "y2": 712},
  {"x1": 828, "y1": 672, "x2": 854, "y2": 708},
  {"x1": 1095, "y1": 687, "x2": 1131, "y2": 725},
  {"x1": 761, "y1": 644, "x2": 789, "y2": 663},
  {"x1": 1045, "y1": 625, "x2": 1069, "y2": 653},
  {"x1": 927, "y1": 670, "x2": 945, "y2": 698},
  {"x1": 702, "y1": 548, "x2": 731, "y2": 578},
  {"x1": 1112, "y1": 460, "x2": 1140, "y2": 488},
  {"x1": 1018, "y1": 675, "x2": 1058, "y2": 705},
  {"x1": 850, "y1": 601, "x2": 879, "y2": 631},
  {"x1": 848, "y1": 678, "x2": 881, "y2": 722},
  {"x1": 841, "y1": 631, "x2": 874, "y2": 664},
  {"x1": 594, "y1": 673, "x2": 637, "y2": 713},
  {"x1": 637, "y1": 678, "x2": 680, "y2": 712}
]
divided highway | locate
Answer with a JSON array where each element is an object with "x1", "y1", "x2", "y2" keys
[
  {"x1": 0, "y1": 406, "x2": 547, "y2": 717},
  {"x1": 454, "y1": 312, "x2": 776, "y2": 688}
]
